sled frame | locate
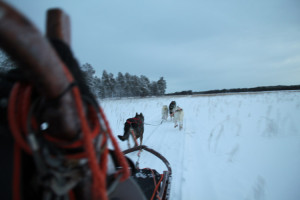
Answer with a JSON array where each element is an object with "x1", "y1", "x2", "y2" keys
[{"x1": 123, "y1": 145, "x2": 172, "y2": 200}]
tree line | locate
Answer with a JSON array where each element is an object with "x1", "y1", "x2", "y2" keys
[
  {"x1": 81, "y1": 63, "x2": 167, "y2": 99},
  {"x1": 166, "y1": 85, "x2": 300, "y2": 96},
  {"x1": 0, "y1": 50, "x2": 167, "y2": 99},
  {"x1": 193, "y1": 85, "x2": 300, "y2": 94}
]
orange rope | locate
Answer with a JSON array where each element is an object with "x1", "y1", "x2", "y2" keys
[
  {"x1": 143, "y1": 168, "x2": 164, "y2": 200},
  {"x1": 7, "y1": 63, "x2": 130, "y2": 200},
  {"x1": 150, "y1": 173, "x2": 164, "y2": 200},
  {"x1": 62, "y1": 64, "x2": 130, "y2": 199}
]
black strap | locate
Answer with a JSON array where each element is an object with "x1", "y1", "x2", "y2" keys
[{"x1": 54, "y1": 81, "x2": 77, "y2": 101}]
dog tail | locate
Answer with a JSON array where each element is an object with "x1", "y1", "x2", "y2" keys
[{"x1": 118, "y1": 135, "x2": 125, "y2": 141}]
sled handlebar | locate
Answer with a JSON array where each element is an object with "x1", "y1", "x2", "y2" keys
[{"x1": 123, "y1": 145, "x2": 172, "y2": 173}]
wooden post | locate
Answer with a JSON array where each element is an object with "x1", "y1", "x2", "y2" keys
[{"x1": 46, "y1": 8, "x2": 71, "y2": 46}]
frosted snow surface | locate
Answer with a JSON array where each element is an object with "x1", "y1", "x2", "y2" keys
[{"x1": 101, "y1": 91, "x2": 300, "y2": 200}]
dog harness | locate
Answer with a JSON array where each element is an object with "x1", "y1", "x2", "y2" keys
[
  {"x1": 175, "y1": 107, "x2": 183, "y2": 112},
  {"x1": 126, "y1": 117, "x2": 143, "y2": 125}
]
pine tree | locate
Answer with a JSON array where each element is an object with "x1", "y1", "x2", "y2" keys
[
  {"x1": 115, "y1": 72, "x2": 126, "y2": 98},
  {"x1": 108, "y1": 72, "x2": 116, "y2": 97},
  {"x1": 130, "y1": 75, "x2": 140, "y2": 96},
  {"x1": 124, "y1": 73, "x2": 132, "y2": 97},
  {"x1": 81, "y1": 63, "x2": 97, "y2": 97},
  {"x1": 150, "y1": 81, "x2": 158, "y2": 96},
  {"x1": 102, "y1": 70, "x2": 116, "y2": 98},
  {"x1": 101, "y1": 70, "x2": 109, "y2": 98},
  {"x1": 157, "y1": 77, "x2": 167, "y2": 95},
  {"x1": 93, "y1": 76, "x2": 103, "y2": 98},
  {"x1": 139, "y1": 75, "x2": 151, "y2": 97}
]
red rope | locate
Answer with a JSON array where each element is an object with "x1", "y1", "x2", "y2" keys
[
  {"x1": 8, "y1": 83, "x2": 32, "y2": 154},
  {"x1": 8, "y1": 83, "x2": 33, "y2": 200}
]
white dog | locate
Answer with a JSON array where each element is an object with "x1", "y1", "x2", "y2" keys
[
  {"x1": 174, "y1": 106, "x2": 184, "y2": 130},
  {"x1": 162, "y1": 105, "x2": 168, "y2": 121}
]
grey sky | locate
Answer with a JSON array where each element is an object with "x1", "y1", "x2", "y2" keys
[{"x1": 4, "y1": 0, "x2": 300, "y2": 93}]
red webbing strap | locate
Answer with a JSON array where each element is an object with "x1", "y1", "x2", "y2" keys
[
  {"x1": 126, "y1": 117, "x2": 142, "y2": 125},
  {"x1": 126, "y1": 117, "x2": 137, "y2": 124}
]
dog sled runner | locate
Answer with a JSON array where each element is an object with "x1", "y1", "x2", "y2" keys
[
  {"x1": 0, "y1": 2, "x2": 171, "y2": 200},
  {"x1": 123, "y1": 145, "x2": 172, "y2": 200}
]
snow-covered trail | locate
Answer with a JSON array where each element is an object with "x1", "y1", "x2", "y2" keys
[
  {"x1": 101, "y1": 96, "x2": 189, "y2": 199},
  {"x1": 101, "y1": 91, "x2": 300, "y2": 200}
]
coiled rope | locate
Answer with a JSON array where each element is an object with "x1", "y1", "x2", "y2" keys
[{"x1": 7, "y1": 64, "x2": 130, "y2": 200}]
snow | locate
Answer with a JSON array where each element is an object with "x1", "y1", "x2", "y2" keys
[{"x1": 101, "y1": 91, "x2": 300, "y2": 200}]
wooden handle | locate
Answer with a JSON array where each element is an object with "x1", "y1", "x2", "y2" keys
[
  {"x1": 0, "y1": 2, "x2": 70, "y2": 98},
  {"x1": 0, "y1": 2, "x2": 80, "y2": 140},
  {"x1": 46, "y1": 8, "x2": 71, "y2": 46}
]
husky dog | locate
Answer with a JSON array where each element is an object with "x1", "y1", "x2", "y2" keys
[
  {"x1": 174, "y1": 106, "x2": 184, "y2": 130},
  {"x1": 169, "y1": 101, "x2": 176, "y2": 118},
  {"x1": 118, "y1": 113, "x2": 144, "y2": 148},
  {"x1": 162, "y1": 105, "x2": 168, "y2": 121}
]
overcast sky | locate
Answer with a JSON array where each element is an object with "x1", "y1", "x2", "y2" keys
[{"x1": 3, "y1": 0, "x2": 300, "y2": 93}]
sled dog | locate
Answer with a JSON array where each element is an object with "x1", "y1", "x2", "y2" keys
[
  {"x1": 118, "y1": 113, "x2": 144, "y2": 148},
  {"x1": 169, "y1": 101, "x2": 176, "y2": 118},
  {"x1": 162, "y1": 105, "x2": 168, "y2": 121},
  {"x1": 174, "y1": 106, "x2": 184, "y2": 130}
]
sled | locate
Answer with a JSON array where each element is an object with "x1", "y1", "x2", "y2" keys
[
  {"x1": 123, "y1": 145, "x2": 172, "y2": 200},
  {"x1": 0, "y1": 2, "x2": 172, "y2": 199}
]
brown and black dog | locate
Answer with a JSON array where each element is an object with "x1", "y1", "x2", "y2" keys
[{"x1": 118, "y1": 113, "x2": 144, "y2": 148}]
